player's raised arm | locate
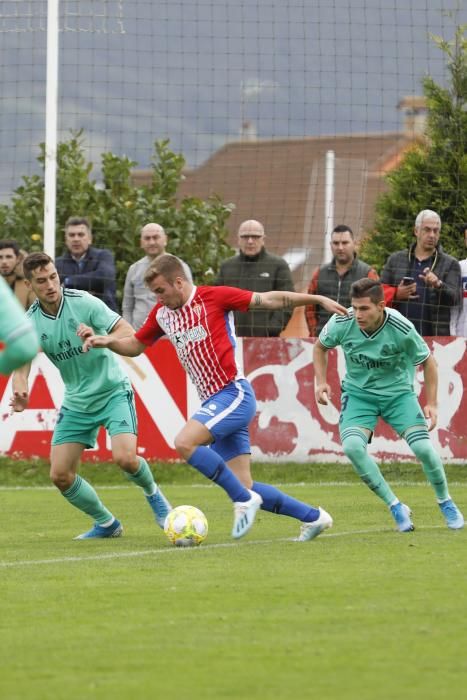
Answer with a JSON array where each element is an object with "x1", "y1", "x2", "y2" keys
[{"x1": 249, "y1": 290, "x2": 348, "y2": 317}]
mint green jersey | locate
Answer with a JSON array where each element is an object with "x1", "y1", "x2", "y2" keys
[
  {"x1": 318, "y1": 307, "x2": 430, "y2": 396},
  {"x1": 27, "y1": 289, "x2": 131, "y2": 411}
]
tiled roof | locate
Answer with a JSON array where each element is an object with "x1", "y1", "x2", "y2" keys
[{"x1": 132, "y1": 131, "x2": 414, "y2": 291}]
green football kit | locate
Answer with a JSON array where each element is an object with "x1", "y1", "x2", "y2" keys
[
  {"x1": 0, "y1": 277, "x2": 39, "y2": 374},
  {"x1": 318, "y1": 306, "x2": 451, "y2": 513},
  {"x1": 24, "y1": 288, "x2": 171, "y2": 538},
  {"x1": 319, "y1": 306, "x2": 430, "y2": 434},
  {"x1": 27, "y1": 289, "x2": 136, "y2": 446}
]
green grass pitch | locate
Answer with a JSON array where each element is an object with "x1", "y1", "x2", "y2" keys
[{"x1": 1, "y1": 464, "x2": 466, "y2": 699}]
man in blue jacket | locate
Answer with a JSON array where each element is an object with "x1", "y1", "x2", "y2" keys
[{"x1": 55, "y1": 217, "x2": 118, "y2": 311}]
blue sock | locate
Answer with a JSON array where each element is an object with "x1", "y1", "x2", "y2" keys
[
  {"x1": 188, "y1": 446, "x2": 250, "y2": 503},
  {"x1": 252, "y1": 481, "x2": 320, "y2": 522}
]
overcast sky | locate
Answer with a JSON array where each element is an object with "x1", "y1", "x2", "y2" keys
[{"x1": 0, "y1": 0, "x2": 465, "y2": 201}]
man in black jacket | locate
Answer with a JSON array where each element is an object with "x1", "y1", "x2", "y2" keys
[
  {"x1": 381, "y1": 210, "x2": 461, "y2": 335},
  {"x1": 55, "y1": 217, "x2": 118, "y2": 311},
  {"x1": 215, "y1": 219, "x2": 294, "y2": 336}
]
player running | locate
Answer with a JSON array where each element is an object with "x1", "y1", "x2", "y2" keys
[
  {"x1": 314, "y1": 277, "x2": 464, "y2": 532},
  {"x1": 10, "y1": 253, "x2": 171, "y2": 540},
  {"x1": 83, "y1": 253, "x2": 348, "y2": 541},
  {"x1": 0, "y1": 277, "x2": 39, "y2": 374}
]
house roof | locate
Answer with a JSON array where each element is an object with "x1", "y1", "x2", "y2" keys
[{"x1": 132, "y1": 131, "x2": 415, "y2": 287}]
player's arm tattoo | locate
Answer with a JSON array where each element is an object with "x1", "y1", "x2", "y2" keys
[{"x1": 253, "y1": 292, "x2": 294, "y2": 309}]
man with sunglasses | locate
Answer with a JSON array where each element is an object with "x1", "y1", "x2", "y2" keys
[
  {"x1": 381, "y1": 210, "x2": 461, "y2": 335},
  {"x1": 215, "y1": 219, "x2": 294, "y2": 336}
]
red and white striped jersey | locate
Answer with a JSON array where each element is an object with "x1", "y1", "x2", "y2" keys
[{"x1": 135, "y1": 285, "x2": 253, "y2": 401}]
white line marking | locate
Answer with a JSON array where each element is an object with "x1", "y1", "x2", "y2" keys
[
  {"x1": 1, "y1": 482, "x2": 466, "y2": 492},
  {"x1": 0, "y1": 525, "x2": 450, "y2": 569}
]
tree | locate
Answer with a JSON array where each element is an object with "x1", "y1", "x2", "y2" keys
[
  {"x1": 0, "y1": 133, "x2": 234, "y2": 301},
  {"x1": 360, "y1": 25, "x2": 467, "y2": 270}
]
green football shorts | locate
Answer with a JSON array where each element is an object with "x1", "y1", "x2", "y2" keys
[
  {"x1": 338, "y1": 385, "x2": 427, "y2": 437},
  {"x1": 52, "y1": 389, "x2": 138, "y2": 447}
]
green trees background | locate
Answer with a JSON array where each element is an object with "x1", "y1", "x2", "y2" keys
[
  {"x1": 360, "y1": 25, "x2": 467, "y2": 270},
  {"x1": 0, "y1": 136, "x2": 233, "y2": 302}
]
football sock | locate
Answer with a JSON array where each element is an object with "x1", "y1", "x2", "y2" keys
[
  {"x1": 404, "y1": 426, "x2": 449, "y2": 501},
  {"x1": 252, "y1": 481, "x2": 320, "y2": 521},
  {"x1": 62, "y1": 475, "x2": 113, "y2": 525},
  {"x1": 188, "y1": 446, "x2": 250, "y2": 502},
  {"x1": 125, "y1": 457, "x2": 157, "y2": 496},
  {"x1": 341, "y1": 427, "x2": 397, "y2": 505}
]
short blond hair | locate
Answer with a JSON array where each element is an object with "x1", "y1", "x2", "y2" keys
[{"x1": 144, "y1": 253, "x2": 187, "y2": 285}]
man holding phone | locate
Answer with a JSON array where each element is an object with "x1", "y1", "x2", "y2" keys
[{"x1": 381, "y1": 210, "x2": 461, "y2": 335}]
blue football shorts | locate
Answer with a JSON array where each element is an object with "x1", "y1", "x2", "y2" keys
[{"x1": 191, "y1": 379, "x2": 256, "y2": 462}]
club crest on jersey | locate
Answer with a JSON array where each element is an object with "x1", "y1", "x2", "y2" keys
[{"x1": 192, "y1": 302, "x2": 202, "y2": 319}]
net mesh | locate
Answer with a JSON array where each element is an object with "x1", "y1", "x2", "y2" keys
[{"x1": 0, "y1": 0, "x2": 465, "y2": 324}]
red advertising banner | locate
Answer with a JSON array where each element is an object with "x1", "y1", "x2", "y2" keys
[{"x1": 1, "y1": 337, "x2": 466, "y2": 463}]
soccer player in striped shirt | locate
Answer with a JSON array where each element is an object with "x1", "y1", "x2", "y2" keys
[
  {"x1": 10, "y1": 253, "x2": 171, "y2": 540},
  {"x1": 0, "y1": 276, "x2": 39, "y2": 375},
  {"x1": 84, "y1": 253, "x2": 348, "y2": 541},
  {"x1": 314, "y1": 277, "x2": 464, "y2": 532}
]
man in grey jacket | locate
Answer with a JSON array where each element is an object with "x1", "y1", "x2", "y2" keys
[
  {"x1": 215, "y1": 219, "x2": 294, "y2": 336},
  {"x1": 122, "y1": 223, "x2": 192, "y2": 329},
  {"x1": 305, "y1": 224, "x2": 379, "y2": 336},
  {"x1": 381, "y1": 210, "x2": 461, "y2": 336}
]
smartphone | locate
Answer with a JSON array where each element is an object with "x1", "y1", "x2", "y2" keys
[{"x1": 401, "y1": 276, "x2": 414, "y2": 286}]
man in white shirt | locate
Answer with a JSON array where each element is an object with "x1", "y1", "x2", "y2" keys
[
  {"x1": 450, "y1": 224, "x2": 467, "y2": 336},
  {"x1": 122, "y1": 223, "x2": 192, "y2": 329}
]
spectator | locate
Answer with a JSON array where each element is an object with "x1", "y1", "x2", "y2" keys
[
  {"x1": 381, "y1": 209, "x2": 461, "y2": 335},
  {"x1": 450, "y1": 224, "x2": 467, "y2": 336},
  {"x1": 55, "y1": 217, "x2": 118, "y2": 311},
  {"x1": 122, "y1": 222, "x2": 192, "y2": 329},
  {"x1": 215, "y1": 219, "x2": 294, "y2": 336},
  {"x1": 0, "y1": 239, "x2": 35, "y2": 308},
  {"x1": 305, "y1": 224, "x2": 378, "y2": 336}
]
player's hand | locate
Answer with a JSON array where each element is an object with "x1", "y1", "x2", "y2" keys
[
  {"x1": 315, "y1": 383, "x2": 331, "y2": 405},
  {"x1": 423, "y1": 404, "x2": 438, "y2": 431},
  {"x1": 317, "y1": 296, "x2": 348, "y2": 317},
  {"x1": 76, "y1": 323, "x2": 94, "y2": 339},
  {"x1": 9, "y1": 391, "x2": 29, "y2": 413},
  {"x1": 82, "y1": 334, "x2": 109, "y2": 352}
]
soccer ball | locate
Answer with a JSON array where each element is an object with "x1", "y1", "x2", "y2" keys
[{"x1": 164, "y1": 505, "x2": 208, "y2": 547}]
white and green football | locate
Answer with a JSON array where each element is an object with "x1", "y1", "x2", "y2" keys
[{"x1": 164, "y1": 505, "x2": 208, "y2": 547}]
